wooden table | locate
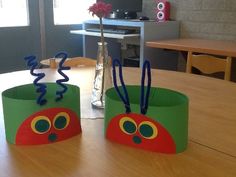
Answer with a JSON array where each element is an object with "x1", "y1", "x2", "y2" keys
[
  {"x1": 146, "y1": 38, "x2": 236, "y2": 79},
  {"x1": 0, "y1": 67, "x2": 236, "y2": 177},
  {"x1": 146, "y1": 38, "x2": 236, "y2": 57}
]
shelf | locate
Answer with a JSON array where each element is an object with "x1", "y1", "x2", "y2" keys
[{"x1": 70, "y1": 30, "x2": 140, "y2": 40}]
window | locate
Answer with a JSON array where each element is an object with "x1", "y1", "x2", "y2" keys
[
  {"x1": 53, "y1": 0, "x2": 96, "y2": 25},
  {"x1": 0, "y1": 0, "x2": 29, "y2": 27}
]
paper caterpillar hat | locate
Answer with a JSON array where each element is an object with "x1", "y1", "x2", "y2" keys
[
  {"x1": 2, "y1": 52, "x2": 81, "y2": 145},
  {"x1": 104, "y1": 59, "x2": 188, "y2": 154}
]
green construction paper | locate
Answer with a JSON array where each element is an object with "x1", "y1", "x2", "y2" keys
[
  {"x1": 2, "y1": 83, "x2": 80, "y2": 144},
  {"x1": 105, "y1": 86, "x2": 188, "y2": 153}
]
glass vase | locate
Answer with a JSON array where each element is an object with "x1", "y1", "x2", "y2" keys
[{"x1": 91, "y1": 42, "x2": 112, "y2": 108}]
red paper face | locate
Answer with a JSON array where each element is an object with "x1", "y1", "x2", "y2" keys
[
  {"x1": 15, "y1": 108, "x2": 81, "y2": 145},
  {"x1": 106, "y1": 113, "x2": 176, "y2": 153}
]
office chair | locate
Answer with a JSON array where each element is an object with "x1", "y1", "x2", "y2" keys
[{"x1": 186, "y1": 52, "x2": 232, "y2": 81}]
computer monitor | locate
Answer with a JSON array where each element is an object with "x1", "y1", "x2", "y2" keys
[{"x1": 99, "y1": 0, "x2": 143, "y2": 19}]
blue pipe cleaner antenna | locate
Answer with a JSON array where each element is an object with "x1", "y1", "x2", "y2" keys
[
  {"x1": 112, "y1": 59, "x2": 131, "y2": 113},
  {"x1": 55, "y1": 52, "x2": 70, "y2": 101},
  {"x1": 140, "y1": 60, "x2": 151, "y2": 115},
  {"x1": 24, "y1": 55, "x2": 47, "y2": 106},
  {"x1": 112, "y1": 59, "x2": 151, "y2": 115}
]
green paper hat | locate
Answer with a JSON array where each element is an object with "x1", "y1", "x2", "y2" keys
[
  {"x1": 2, "y1": 83, "x2": 81, "y2": 145},
  {"x1": 105, "y1": 86, "x2": 188, "y2": 154}
]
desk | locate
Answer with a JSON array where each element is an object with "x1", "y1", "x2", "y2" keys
[
  {"x1": 71, "y1": 19, "x2": 179, "y2": 68},
  {"x1": 70, "y1": 30, "x2": 140, "y2": 40},
  {"x1": 0, "y1": 68, "x2": 236, "y2": 177}
]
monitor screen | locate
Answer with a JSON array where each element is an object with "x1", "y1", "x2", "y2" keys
[{"x1": 101, "y1": 0, "x2": 143, "y2": 12}]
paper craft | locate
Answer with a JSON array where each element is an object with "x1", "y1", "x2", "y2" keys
[
  {"x1": 105, "y1": 59, "x2": 188, "y2": 153},
  {"x1": 1, "y1": 52, "x2": 81, "y2": 145}
]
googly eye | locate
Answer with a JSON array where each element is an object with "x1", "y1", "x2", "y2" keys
[
  {"x1": 119, "y1": 117, "x2": 137, "y2": 135},
  {"x1": 31, "y1": 116, "x2": 51, "y2": 134},
  {"x1": 53, "y1": 112, "x2": 70, "y2": 130},
  {"x1": 139, "y1": 121, "x2": 158, "y2": 139}
]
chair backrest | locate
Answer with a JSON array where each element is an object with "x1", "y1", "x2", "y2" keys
[
  {"x1": 49, "y1": 57, "x2": 97, "y2": 68},
  {"x1": 186, "y1": 52, "x2": 232, "y2": 81}
]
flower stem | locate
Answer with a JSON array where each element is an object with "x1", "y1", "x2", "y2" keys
[{"x1": 100, "y1": 17, "x2": 105, "y2": 104}]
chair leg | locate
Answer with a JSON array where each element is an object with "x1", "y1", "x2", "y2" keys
[
  {"x1": 224, "y1": 57, "x2": 232, "y2": 81},
  {"x1": 186, "y1": 51, "x2": 192, "y2": 73}
]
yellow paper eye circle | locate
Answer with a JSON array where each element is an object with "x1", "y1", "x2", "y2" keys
[
  {"x1": 139, "y1": 121, "x2": 158, "y2": 139},
  {"x1": 53, "y1": 112, "x2": 70, "y2": 130},
  {"x1": 31, "y1": 116, "x2": 51, "y2": 134},
  {"x1": 119, "y1": 117, "x2": 137, "y2": 135}
]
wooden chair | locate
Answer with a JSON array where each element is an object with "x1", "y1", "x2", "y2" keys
[
  {"x1": 48, "y1": 57, "x2": 97, "y2": 68},
  {"x1": 186, "y1": 52, "x2": 232, "y2": 81}
]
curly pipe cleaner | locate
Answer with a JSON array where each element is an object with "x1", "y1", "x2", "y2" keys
[
  {"x1": 140, "y1": 60, "x2": 151, "y2": 115},
  {"x1": 24, "y1": 55, "x2": 47, "y2": 106},
  {"x1": 112, "y1": 59, "x2": 131, "y2": 113},
  {"x1": 55, "y1": 52, "x2": 70, "y2": 101}
]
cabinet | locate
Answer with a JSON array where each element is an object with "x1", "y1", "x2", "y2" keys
[{"x1": 70, "y1": 19, "x2": 180, "y2": 70}]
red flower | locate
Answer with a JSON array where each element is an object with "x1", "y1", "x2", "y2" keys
[{"x1": 88, "y1": 1, "x2": 112, "y2": 18}]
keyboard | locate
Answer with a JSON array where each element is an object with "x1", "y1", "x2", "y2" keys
[{"x1": 86, "y1": 28, "x2": 135, "y2": 34}]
